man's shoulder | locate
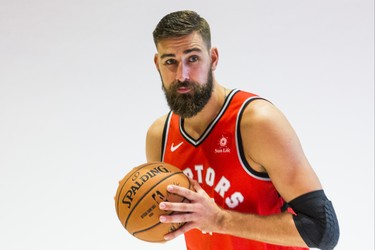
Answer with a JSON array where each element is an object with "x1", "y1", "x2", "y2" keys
[
  {"x1": 147, "y1": 113, "x2": 170, "y2": 136},
  {"x1": 240, "y1": 97, "x2": 281, "y2": 127}
]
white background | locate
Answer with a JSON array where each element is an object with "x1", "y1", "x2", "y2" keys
[{"x1": 0, "y1": 0, "x2": 373, "y2": 249}]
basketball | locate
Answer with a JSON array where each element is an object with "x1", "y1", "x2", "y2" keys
[{"x1": 114, "y1": 162, "x2": 193, "y2": 242}]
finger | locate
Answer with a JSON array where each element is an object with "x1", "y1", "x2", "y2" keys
[
  {"x1": 159, "y1": 212, "x2": 193, "y2": 224},
  {"x1": 163, "y1": 222, "x2": 196, "y2": 241},
  {"x1": 167, "y1": 184, "x2": 197, "y2": 200},
  {"x1": 159, "y1": 201, "x2": 192, "y2": 212},
  {"x1": 190, "y1": 179, "x2": 204, "y2": 193},
  {"x1": 189, "y1": 180, "x2": 210, "y2": 200}
]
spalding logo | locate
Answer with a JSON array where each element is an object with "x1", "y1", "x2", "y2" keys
[{"x1": 122, "y1": 165, "x2": 171, "y2": 209}]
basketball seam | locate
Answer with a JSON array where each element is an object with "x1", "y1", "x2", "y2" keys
[
  {"x1": 124, "y1": 172, "x2": 186, "y2": 229},
  {"x1": 133, "y1": 221, "x2": 187, "y2": 239},
  {"x1": 131, "y1": 173, "x2": 193, "y2": 239},
  {"x1": 116, "y1": 162, "x2": 160, "y2": 216}
]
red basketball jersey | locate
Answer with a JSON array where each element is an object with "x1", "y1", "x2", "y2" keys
[{"x1": 161, "y1": 89, "x2": 307, "y2": 250}]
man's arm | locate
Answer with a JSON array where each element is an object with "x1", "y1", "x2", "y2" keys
[
  {"x1": 242, "y1": 100, "x2": 321, "y2": 201},
  {"x1": 159, "y1": 100, "x2": 339, "y2": 249},
  {"x1": 146, "y1": 114, "x2": 168, "y2": 162},
  {"x1": 219, "y1": 99, "x2": 339, "y2": 248}
]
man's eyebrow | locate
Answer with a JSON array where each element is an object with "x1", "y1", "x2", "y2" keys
[
  {"x1": 183, "y1": 47, "x2": 202, "y2": 54},
  {"x1": 160, "y1": 53, "x2": 175, "y2": 59},
  {"x1": 160, "y1": 47, "x2": 203, "y2": 59}
]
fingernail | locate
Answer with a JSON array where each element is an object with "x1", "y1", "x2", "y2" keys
[
  {"x1": 167, "y1": 185, "x2": 173, "y2": 191},
  {"x1": 159, "y1": 202, "x2": 166, "y2": 209},
  {"x1": 160, "y1": 216, "x2": 166, "y2": 222}
]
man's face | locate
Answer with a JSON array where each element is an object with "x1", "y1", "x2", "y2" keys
[{"x1": 154, "y1": 32, "x2": 214, "y2": 118}]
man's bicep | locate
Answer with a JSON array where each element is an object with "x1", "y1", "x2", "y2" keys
[
  {"x1": 243, "y1": 101, "x2": 322, "y2": 201},
  {"x1": 146, "y1": 115, "x2": 167, "y2": 162}
]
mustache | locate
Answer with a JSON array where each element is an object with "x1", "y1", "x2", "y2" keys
[{"x1": 173, "y1": 80, "x2": 192, "y2": 88}]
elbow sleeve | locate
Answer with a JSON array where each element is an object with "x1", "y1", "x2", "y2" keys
[{"x1": 289, "y1": 190, "x2": 340, "y2": 250}]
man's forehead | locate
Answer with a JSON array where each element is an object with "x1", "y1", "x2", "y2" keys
[
  {"x1": 156, "y1": 32, "x2": 207, "y2": 55},
  {"x1": 159, "y1": 47, "x2": 203, "y2": 59}
]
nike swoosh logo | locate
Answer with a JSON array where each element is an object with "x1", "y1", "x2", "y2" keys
[{"x1": 171, "y1": 142, "x2": 184, "y2": 152}]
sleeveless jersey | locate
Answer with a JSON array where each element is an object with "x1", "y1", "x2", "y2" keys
[{"x1": 161, "y1": 89, "x2": 308, "y2": 250}]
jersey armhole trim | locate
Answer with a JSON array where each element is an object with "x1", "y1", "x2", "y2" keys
[
  {"x1": 161, "y1": 111, "x2": 173, "y2": 162},
  {"x1": 236, "y1": 97, "x2": 271, "y2": 181}
]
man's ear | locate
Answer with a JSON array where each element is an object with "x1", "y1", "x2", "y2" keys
[
  {"x1": 210, "y1": 47, "x2": 219, "y2": 71},
  {"x1": 154, "y1": 53, "x2": 160, "y2": 71}
]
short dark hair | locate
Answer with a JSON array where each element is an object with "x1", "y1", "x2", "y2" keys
[{"x1": 153, "y1": 10, "x2": 211, "y2": 49}]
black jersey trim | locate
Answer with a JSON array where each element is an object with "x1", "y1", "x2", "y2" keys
[
  {"x1": 236, "y1": 97, "x2": 271, "y2": 180},
  {"x1": 179, "y1": 89, "x2": 240, "y2": 147}
]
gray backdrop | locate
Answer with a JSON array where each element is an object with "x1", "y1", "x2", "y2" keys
[{"x1": 0, "y1": 0, "x2": 373, "y2": 249}]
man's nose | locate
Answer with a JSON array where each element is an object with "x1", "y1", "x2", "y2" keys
[{"x1": 176, "y1": 62, "x2": 189, "y2": 82}]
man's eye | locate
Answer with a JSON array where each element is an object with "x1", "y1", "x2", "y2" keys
[
  {"x1": 165, "y1": 59, "x2": 176, "y2": 65},
  {"x1": 188, "y1": 56, "x2": 198, "y2": 62}
]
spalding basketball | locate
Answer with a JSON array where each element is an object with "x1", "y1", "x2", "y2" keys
[{"x1": 114, "y1": 162, "x2": 193, "y2": 242}]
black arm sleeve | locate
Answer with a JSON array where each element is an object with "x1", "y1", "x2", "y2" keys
[{"x1": 288, "y1": 190, "x2": 340, "y2": 250}]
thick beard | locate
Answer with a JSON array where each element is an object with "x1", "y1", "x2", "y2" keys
[{"x1": 162, "y1": 69, "x2": 213, "y2": 118}]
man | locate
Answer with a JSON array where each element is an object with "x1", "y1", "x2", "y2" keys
[{"x1": 146, "y1": 10, "x2": 339, "y2": 250}]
